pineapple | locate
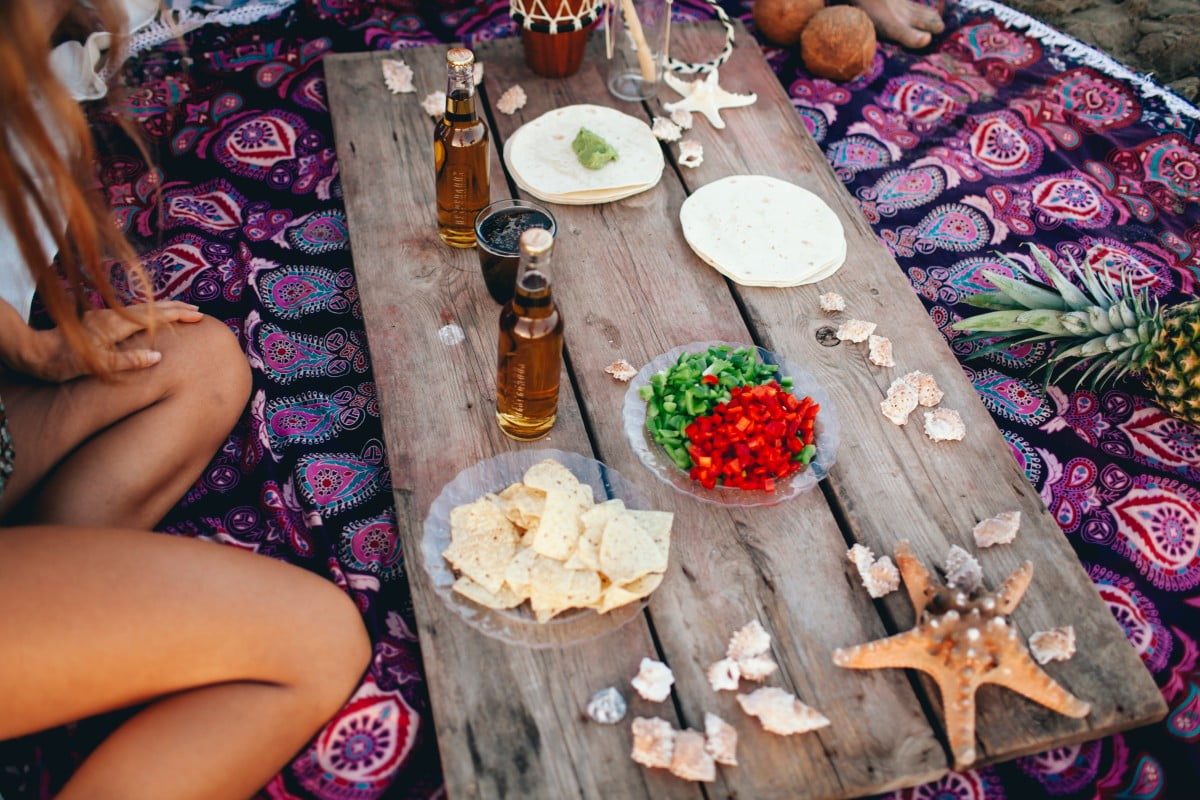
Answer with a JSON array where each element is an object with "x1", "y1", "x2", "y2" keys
[{"x1": 951, "y1": 245, "x2": 1200, "y2": 424}]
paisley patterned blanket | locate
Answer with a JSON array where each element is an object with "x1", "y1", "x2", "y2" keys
[{"x1": 1, "y1": 1, "x2": 1196, "y2": 798}]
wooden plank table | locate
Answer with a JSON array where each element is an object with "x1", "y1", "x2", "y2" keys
[{"x1": 324, "y1": 21, "x2": 1166, "y2": 799}]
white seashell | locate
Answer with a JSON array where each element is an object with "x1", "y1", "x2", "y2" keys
[
  {"x1": 651, "y1": 116, "x2": 683, "y2": 142},
  {"x1": 631, "y1": 657, "x2": 675, "y2": 702},
  {"x1": 670, "y1": 108, "x2": 694, "y2": 129},
  {"x1": 737, "y1": 655, "x2": 779, "y2": 681},
  {"x1": 704, "y1": 712, "x2": 738, "y2": 766},
  {"x1": 924, "y1": 408, "x2": 966, "y2": 442},
  {"x1": 848, "y1": 543, "x2": 899, "y2": 597},
  {"x1": 496, "y1": 84, "x2": 527, "y2": 115},
  {"x1": 868, "y1": 334, "x2": 895, "y2": 367},
  {"x1": 678, "y1": 139, "x2": 704, "y2": 168},
  {"x1": 669, "y1": 729, "x2": 716, "y2": 782},
  {"x1": 902, "y1": 370, "x2": 944, "y2": 407},
  {"x1": 835, "y1": 318, "x2": 876, "y2": 343},
  {"x1": 1030, "y1": 626, "x2": 1076, "y2": 664},
  {"x1": 420, "y1": 91, "x2": 445, "y2": 118},
  {"x1": 604, "y1": 359, "x2": 638, "y2": 382},
  {"x1": 473, "y1": 62, "x2": 484, "y2": 86},
  {"x1": 973, "y1": 510, "x2": 1021, "y2": 548},
  {"x1": 630, "y1": 716, "x2": 675, "y2": 768},
  {"x1": 707, "y1": 658, "x2": 741, "y2": 692},
  {"x1": 726, "y1": 620, "x2": 772, "y2": 662},
  {"x1": 881, "y1": 380, "x2": 918, "y2": 426},
  {"x1": 863, "y1": 556, "x2": 900, "y2": 598},
  {"x1": 944, "y1": 544, "x2": 983, "y2": 592},
  {"x1": 381, "y1": 59, "x2": 415, "y2": 94},
  {"x1": 818, "y1": 292, "x2": 846, "y2": 313},
  {"x1": 737, "y1": 687, "x2": 830, "y2": 736},
  {"x1": 586, "y1": 686, "x2": 627, "y2": 724},
  {"x1": 847, "y1": 543, "x2": 875, "y2": 573}
]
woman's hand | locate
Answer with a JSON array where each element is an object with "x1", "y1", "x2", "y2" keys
[{"x1": 23, "y1": 301, "x2": 206, "y2": 382}]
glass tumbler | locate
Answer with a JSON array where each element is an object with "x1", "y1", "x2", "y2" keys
[
  {"x1": 474, "y1": 199, "x2": 557, "y2": 304},
  {"x1": 606, "y1": 0, "x2": 669, "y2": 101}
]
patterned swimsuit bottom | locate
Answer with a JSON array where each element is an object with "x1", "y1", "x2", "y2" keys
[{"x1": 0, "y1": 393, "x2": 13, "y2": 505}]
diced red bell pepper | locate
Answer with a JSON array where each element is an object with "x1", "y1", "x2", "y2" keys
[{"x1": 682, "y1": 380, "x2": 819, "y2": 494}]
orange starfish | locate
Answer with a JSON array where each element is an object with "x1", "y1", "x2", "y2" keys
[{"x1": 832, "y1": 540, "x2": 1090, "y2": 768}]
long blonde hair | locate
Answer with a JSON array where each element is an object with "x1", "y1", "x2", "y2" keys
[{"x1": 0, "y1": 0, "x2": 153, "y2": 377}]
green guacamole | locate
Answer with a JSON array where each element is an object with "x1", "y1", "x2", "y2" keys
[{"x1": 572, "y1": 127, "x2": 618, "y2": 170}]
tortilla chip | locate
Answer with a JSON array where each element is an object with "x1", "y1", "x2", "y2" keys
[
  {"x1": 503, "y1": 545, "x2": 538, "y2": 598},
  {"x1": 529, "y1": 489, "x2": 584, "y2": 560},
  {"x1": 530, "y1": 556, "x2": 603, "y2": 609},
  {"x1": 497, "y1": 482, "x2": 546, "y2": 531},
  {"x1": 567, "y1": 500, "x2": 625, "y2": 570},
  {"x1": 444, "y1": 497, "x2": 520, "y2": 594},
  {"x1": 621, "y1": 571, "x2": 664, "y2": 596},
  {"x1": 452, "y1": 575, "x2": 524, "y2": 609},
  {"x1": 523, "y1": 459, "x2": 594, "y2": 508},
  {"x1": 600, "y1": 513, "x2": 661, "y2": 584},
  {"x1": 597, "y1": 584, "x2": 641, "y2": 614},
  {"x1": 627, "y1": 509, "x2": 673, "y2": 565},
  {"x1": 448, "y1": 496, "x2": 513, "y2": 547},
  {"x1": 597, "y1": 570, "x2": 663, "y2": 614}
]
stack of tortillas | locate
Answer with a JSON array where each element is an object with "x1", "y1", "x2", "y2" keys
[
  {"x1": 680, "y1": 175, "x2": 847, "y2": 287},
  {"x1": 504, "y1": 104, "x2": 664, "y2": 205}
]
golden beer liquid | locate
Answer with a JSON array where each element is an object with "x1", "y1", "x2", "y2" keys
[
  {"x1": 496, "y1": 270, "x2": 563, "y2": 440},
  {"x1": 434, "y1": 90, "x2": 489, "y2": 248}
]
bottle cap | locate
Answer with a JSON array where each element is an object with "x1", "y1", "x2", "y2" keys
[
  {"x1": 519, "y1": 227, "x2": 554, "y2": 257},
  {"x1": 447, "y1": 48, "x2": 474, "y2": 67}
]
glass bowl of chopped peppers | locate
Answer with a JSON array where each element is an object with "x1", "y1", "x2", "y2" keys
[{"x1": 622, "y1": 342, "x2": 840, "y2": 506}]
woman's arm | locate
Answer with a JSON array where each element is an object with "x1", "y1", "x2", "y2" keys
[
  {"x1": 0, "y1": 295, "x2": 53, "y2": 378},
  {"x1": 0, "y1": 295, "x2": 206, "y2": 382}
]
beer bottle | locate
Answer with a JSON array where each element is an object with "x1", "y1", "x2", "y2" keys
[
  {"x1": 496, "y1": 228, "x2": 564, "y2": 440},
  {"x1": 435, "y1": 48, "x2": 489, "y2": 247}
]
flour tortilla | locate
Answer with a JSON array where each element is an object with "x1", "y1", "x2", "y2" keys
[
  {"x1": 679, "y1": 175, "x2": 847, "y2": 287},
  {"x1": 504, "y1": 104, "x2": 663, "y2": 204}
]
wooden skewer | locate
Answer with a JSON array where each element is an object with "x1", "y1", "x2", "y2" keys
[{"x1": 618, "y1": 0, "x2": 657, "y2": 83}]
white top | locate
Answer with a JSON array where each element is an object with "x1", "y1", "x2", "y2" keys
[{"x1": 0, "y1": 0, "x2": 157, "y2": 321}]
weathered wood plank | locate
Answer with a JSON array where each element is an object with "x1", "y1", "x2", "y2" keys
[
  {"x1": 325, "y1": 48, "x2": 698, "y2": 800},
  {"x1": 477, "y1": 31, "x2": 946, "y2": 799},
  {"x1": 653, "y1": 21, "x2": 1167, "y2": 766}
]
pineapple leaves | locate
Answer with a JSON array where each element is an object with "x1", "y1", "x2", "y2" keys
[
  {"x1": 951, "y1": 308, "x2": 1070, "y2": 335},
  {"x1": 961, "y1": 291, "x2": 1024, "y2": 310},
  {"x1": 951, "y1": 248, "x2": 1191, "y2": 421},
  {"x1": 978, "y1": 271, "x2": 1067, "y2": 311},
  {"x1": 1026, "y1": 245, "x2": 1092, "y2": 311},
  {"x1": 968, "y1": 334, "x2": 1058, "y2": 359}
]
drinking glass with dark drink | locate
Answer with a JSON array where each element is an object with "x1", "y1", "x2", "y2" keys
[{"x1": 474, "y1": 199, "x2": 557, "y2": 304}]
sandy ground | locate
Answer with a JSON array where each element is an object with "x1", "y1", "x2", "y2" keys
[{"x1": 1002, "y1": 0, "x2": 1200, "y2": 101}]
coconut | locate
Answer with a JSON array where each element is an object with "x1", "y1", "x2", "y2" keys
[
  {"x1": 752, "y1": 0, "x2": 824, "y2": 47},
  {"x1": 801, "y1": 6, "x2": 877, "y2": 82}
]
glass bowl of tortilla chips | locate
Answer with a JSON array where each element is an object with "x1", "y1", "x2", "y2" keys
[
  {"x1": 622, "y1": 342, "x2": 840, "y2": 507},
  {"x1": 422, "y1": 448, "x2": 671, "y2": 648}
]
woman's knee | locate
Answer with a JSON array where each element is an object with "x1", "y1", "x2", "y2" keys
[
  {"x1": 297, "y1": 580, "x2": 373, "y2": 713},
  {"x1": 155, "y1": 315, "x2": 252, "y2": 422}
]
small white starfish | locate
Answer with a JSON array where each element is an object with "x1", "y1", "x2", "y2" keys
[{"x1": 662, "y1": 69, "x2": 756, "y2": 130}]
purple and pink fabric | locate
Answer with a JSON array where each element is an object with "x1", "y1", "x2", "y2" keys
[{"x1": 1, "y1": 1, "x2": 1196, "y2": 798}]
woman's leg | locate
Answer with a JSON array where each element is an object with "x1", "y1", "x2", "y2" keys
[
  {"x1": 0, "y1": 525, "x2": 371, "y2": 800},
  {"x1": 0, "y1": 314, "x2": 252, "y2": 528}
]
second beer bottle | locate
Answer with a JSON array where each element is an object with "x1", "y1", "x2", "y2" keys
[
  {"x1": 434, "y1": 47, "x2": 489, "y2": 247},
  {"x1": 496, "y1": 228, "x2": 564, "y2": 440}
]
